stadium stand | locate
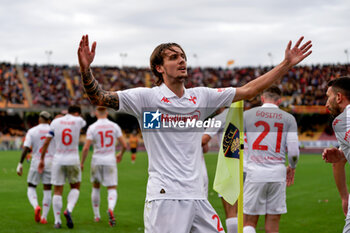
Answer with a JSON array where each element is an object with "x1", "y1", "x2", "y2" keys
[{"x1": 0, "y1": 63, "x2": 349, "y2": 150}]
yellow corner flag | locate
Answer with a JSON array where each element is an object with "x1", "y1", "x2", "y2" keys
[{"x1": 213, "y1": 100, "x2": 244, "y2": 204}]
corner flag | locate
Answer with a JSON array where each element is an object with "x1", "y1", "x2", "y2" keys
[{"x1": 213, "y1": 100, "x2": 244, "y2": 205}]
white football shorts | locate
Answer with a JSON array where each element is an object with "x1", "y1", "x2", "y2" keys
[
  {"x1": 27, "y1": 169, "x2": 51, "y2": 185},
  {"x1": 51, "y1": 163, "x2": 81, "y2": 186},
  {"x1": 343, "y1": 195, "x2": 350, "y2": 233},
  {"x1": 90, "y1": 164, "x2": 117, "y2": 187},
  {"x1": 243, "y1": 181, "x2": 287, "y2": 215},
  {"x1": 144, "y1": 199, "x2": 225, "y2": 233}
]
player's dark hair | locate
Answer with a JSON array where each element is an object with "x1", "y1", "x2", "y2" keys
[
  {"x1": 262, "y1": 85, "x2": 281, "y2": 101},
  {"x1": 327, "y1": 76, "x2": 350, "y2": 101},
  {"x1": 68, "y1": 105, "x2": 81, "y2": 114},
  {"x1": 150, "y1": 43, "x2": 187, "y2": 86}
]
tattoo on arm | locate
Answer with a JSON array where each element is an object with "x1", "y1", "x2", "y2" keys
[{"x1": 81, "y1": 69, "x2": 119, "y2": 110}]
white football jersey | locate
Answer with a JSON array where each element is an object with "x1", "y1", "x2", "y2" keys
[
  {"x1": 48, "y1": 114, "x2": 86, "y2": 165},
  {"x1": 333, "y1": 104, "x2": 350, "y2": 162},
  {"x1": 23, "y1": 123, "x2": 55, "y2": 171},
  {"x1": 244, "y1": 103, "x2": 298, "y2": 182},
  {"x1": 117, "y1": 83, "x2": 235, "y2": 201},
  {"x1": 86, "y1": 118, "x2": 123, "y2": 165}
]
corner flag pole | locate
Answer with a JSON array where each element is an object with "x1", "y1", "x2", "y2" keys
[{"x1": 213, "y1": 100, "x2": 244, "y2": 233}]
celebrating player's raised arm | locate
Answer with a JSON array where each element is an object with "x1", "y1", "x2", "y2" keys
[
  {"x1": 78, "y1": 35, "x2": 120, "y2": 110},
  {"x1": 233, "y1": 36, "x2": 312, "y2": 102}
]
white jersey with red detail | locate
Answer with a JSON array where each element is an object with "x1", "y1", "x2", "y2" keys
[
  {"x1": 117, "y1": 83, "x2": 235, "y2": 201},
  {"x1": 23, "y1": 123, "x2": 55, "y2": 171},
  {"x1": 244, "y1": 103, "x2": 298, "y2": 182},
  {"x1": 86, "y1": 118, "x2": 123, "y2": 165},
  {"x1": 47, "y1": 114, "x2": 86, "y2": 165},
  {"x1": 333, "y1": 104, "x2": 350, "y2": 162}
]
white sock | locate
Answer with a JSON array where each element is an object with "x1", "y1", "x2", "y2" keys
[
  {"x1": 243, "y1": 226, "x2": 256, "y2": 233},
  {"x1": 42, "y1": 190, "x2": 52, "y2": 219},
  {"x1": 226, "y1": 217, "x2": 238, "y2": 233},
  {"x1": 91, "y1": 188, "x2": 100, "y2": 218},
  {"x1": 67, "y1": 189, "x2": 80, "y2": 213},
  {"x1": 27, "y1": 187, "x2": 38, "y2": 209},
  {"x1": 53, "y1": 195, "x2": 62, "y2": 224},
  {"x1": 107, "y1": 189, "x2": 117, "y2": 211}
]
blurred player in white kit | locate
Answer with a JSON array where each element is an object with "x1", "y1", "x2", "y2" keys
[
  {"x1": 17, "y1": 111, "x2": 54, "y2": 224},
  {"x1": 243, "y1": 86, "x2": 300, "y2": 233},
  {"x1": 38, "y1": 105, "x2": 86, "y2": 229},
  {"x1": 81, "y1": 106, "x2": 127, "y2": 226},
  {"x1": 322, "y1": 77, "x2": 350, "y2": 233}
]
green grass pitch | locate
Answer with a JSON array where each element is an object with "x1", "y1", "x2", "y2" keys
[{"x1": 0, "y1": 150, "x2": 346, "y2": 232}]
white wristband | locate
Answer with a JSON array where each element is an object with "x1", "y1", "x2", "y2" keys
[{"x1": 16, "y1": 163, "x2": 23, "y2": 173}]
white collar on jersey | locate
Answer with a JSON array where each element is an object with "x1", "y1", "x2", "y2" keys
[
  {"x1": 159, "y1": 83, "x2": 191, "y2": 99},
  {"x1": 346, "y1": 104, "x2": 350, "y2": 111},
  {"x1": 261, "y1": 103, "x2": 279, "y2": 108}
]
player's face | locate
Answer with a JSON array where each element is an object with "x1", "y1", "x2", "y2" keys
[
  {"x1": 158, "y1": 46, "x2": 187, "y2": 83},
  {"x1": 326, "y1": 87, "x2": 341, "y2": 116}
]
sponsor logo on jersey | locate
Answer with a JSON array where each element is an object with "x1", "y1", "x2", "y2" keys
[
  {"x1": 333, "y1": 119, "x2": 341, "y2": 126},
  {"x1": 345, "y1": 129, "x2": 350, "y2": 143},
  {"x1": 189, "y1": 96, "x2": 197, "y2": 104},
  {"x1": 161, "y1": 97, "x2": 171, "y2": 103}
]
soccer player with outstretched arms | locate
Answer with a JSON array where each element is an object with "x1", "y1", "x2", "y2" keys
[{"x1": 78, "y1": 34, "x2": 311, "y2": 232}]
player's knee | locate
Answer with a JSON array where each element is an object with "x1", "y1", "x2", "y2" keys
[{"x1": 28, "y1": 183, "x2": 36, "y2": 188}]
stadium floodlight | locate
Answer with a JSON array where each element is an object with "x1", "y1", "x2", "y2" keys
[
  {"x1": 120, "y1": 53, "x2": 128, "y2": 67},
  {"x1": 267, "y1": 52, "x2": 273, "y2": 66},
  {"x1": 193, "y1": 53, "x2": 198, "y2": 67},
  {"x1": 45, "y1": 50, "x2": 53, "y2": 65},
  {"x1": 345, "y1": 49, "x2": 349, "y2": 64}
]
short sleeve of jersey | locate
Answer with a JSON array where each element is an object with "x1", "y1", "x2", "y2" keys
[
  {"x1": 86, "y1": 125, "x2": 94, "y2": 141},
  {"x1": 80, "y1": 117, "x2": 87, "y2": 128},
  {"x1": 47, "y1": 120, "x2": 57, "y2": 138},
  {"x1": 286, "y1": 115, "x2": 298, "y2": 142},
  {"x1": 117, "y1": 87, "x2": 151, "y2": 117},
  {"x1": 23, "y1": 130, "x2": 33, "y2": 148},
  {"x1": 205, "y1": 87, "x2": 236, "y2": 109},
  {"x1": 114, "y1": 124, "x2": 122, "y2": 138}
]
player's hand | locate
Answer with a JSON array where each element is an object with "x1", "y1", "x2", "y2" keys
[
  {"x1": 322, "y1": 147, "x2": 346, "y2": 163},
  {"x1": 342, "y1": 197, "x2": 349, "y2": 216},
  {"x1": 80, "y1": 163, "x2": 84, "y2": 172},
  {"x1": 16, "y1": 163, "x2": 23, "y2": 176},
  {"x1": 78, "y1": 34, "x2": 96, "y2": 73},
  {"x1": 286, "y1": 166, "x2": 295, "y2": 187},
  {"x1": 283, "y1": 36, "x2": 312, "y2": 67},
  {"x1": 116, "y1": 152, "x2": 123, "y2": 163},
  {"x1": 202, "y1": 143, "x2": 209, "y2": 153},
  {"x1": 38, "y1": 160, "x2": 44, "y2": 174}
]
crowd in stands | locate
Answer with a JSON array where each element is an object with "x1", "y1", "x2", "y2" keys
[
  {"x1": 1, "y1": 62, "x2": 349, "y2": 108},
  {"x1": 0, "y1": 62, "x2": 349, "y2": 144},
  {"x1": 0, "y1": 63, "x2": 25, "y2": 105}
]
